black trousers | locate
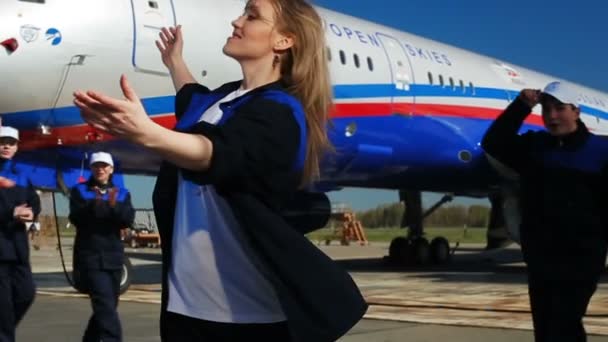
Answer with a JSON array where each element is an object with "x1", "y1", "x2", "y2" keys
[
  {"x1": 162, "y1": 311, "x2": 291, "y2": 342},
  {"x1": 528, "y1": 275, "x2": 597, "y2": 342},
  {"x1": 0, "y1": 262, "x2": 35, "y2": 342},
  {"x1": 522, "y1": 237, "x2": 607, "y2": 342},
  {"x1": 81, "y1": 268, "x2": 122, "y2": 342}
]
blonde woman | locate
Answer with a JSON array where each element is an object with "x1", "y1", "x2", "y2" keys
[{"x1": 74, "y1": 0, "x2": 366, "y2": 341}]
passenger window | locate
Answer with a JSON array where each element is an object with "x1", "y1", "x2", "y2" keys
[
  {"x1": 339, "y1": 50, "x2": 346, "y2": 65},
  {"x1": 449, "y1": 77, "x2": 455, "y2": 90},
  {"x1": 428, "y1": 72, "x2": 433, "y2": 85},
  {"x1": 353, "y1": 54, "x2": 360, "y2": 68},
  {"x1": 326, "y1": 47, "x2": 332, "y2": 62},
  {"x1": 439, "y1": 75, "x2": 444, "y2": 87},
  {"x1": 367, "y1": 57, "x2": 374, "y2": 71},
  {"x1": 459, "y1": 80, "x2": 465, "y2": 93},
  {"x1": 469, "y1": 82, "x2": 476, "y2": 95}
]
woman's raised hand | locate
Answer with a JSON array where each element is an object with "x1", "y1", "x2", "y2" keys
[
  {"x1": 73, "y1": 75, "x2": 154, "y2": 144},
  {"x1": 156, "y1": 25, "x2": 184, "y2": 69}
]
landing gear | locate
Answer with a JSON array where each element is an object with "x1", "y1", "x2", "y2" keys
[
  {"x1": 412, "y1": 237, "x2": 430, "y2": 264},
  {"x1": 485, "y1": 194, "x2": 512, "y2": 250},
  {"x1": 430, "y1": 236, "x2": 450, "y2": 264},
  {"x1": 388, "y1": 236, "x2": 409, "y2": 264},
  {"x1": 388, "y1": 191, "x2": 453, "y2": 266},
  {"x1": 388, "y1": 236, "x2": 431, "y2": 265}
]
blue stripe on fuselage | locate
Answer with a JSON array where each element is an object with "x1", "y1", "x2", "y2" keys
[
  {"x1": 2, "y1": 85, "x2": 607, "y2": 127},
  {"x1": 2, "y1": 95, "x2": 175, "y2": 128}
]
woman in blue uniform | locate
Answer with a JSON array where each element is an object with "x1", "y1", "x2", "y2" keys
[
  {"x1": 69, "y1": 152, "x2": 135, "y2": 342},
  {"x1": 0, "y1": 126, "x2": 40, "y2": 342},
  {"x1": 73, "y1": 1, "x2": 367, "y2": 341}
]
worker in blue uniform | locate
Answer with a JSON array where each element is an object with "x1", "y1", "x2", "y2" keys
[
  {"x1": 482, "y1": 82, "x2": 608, "y2": 341},
  {"x1": 0, "y1": 126, "x2": 41, "y2": 342},
  {"x1": 69, "y1": 152, "x2": 135, "y2": 342}
]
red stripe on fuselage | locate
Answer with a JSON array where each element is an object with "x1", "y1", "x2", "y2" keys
[
  {"x1": 19, "y1": 115, "x2": 177, "y2": 150},
  {"x1": 17, "y1": 102, "x2": 543, "y2": 151},
  {"x1": 332, "y1": 102, "x2": 543, "y2": 126}
]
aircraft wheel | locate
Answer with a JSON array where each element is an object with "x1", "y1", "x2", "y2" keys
[
  {"x1": 430, "y1": 237, "x2": 451, "y2": 264},
  {"x1": 119, "y1": 258, "x2": 133, "y2": 295},
  {"x1": 412, "y1": 237, "x2": 430, "y2": 265},
  {"x1": 388, "y1": 236, "x2": 410, "y2": 264}
]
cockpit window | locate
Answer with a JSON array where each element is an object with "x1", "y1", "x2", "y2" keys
[{"x1": 19, "y1": 0, "x2": 45, "y2": 3}]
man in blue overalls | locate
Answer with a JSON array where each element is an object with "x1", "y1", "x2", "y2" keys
[
  {"x1": 0, "y1": 126, "x2": 41, "y2": 342},
  {"x1": 69, "y1": 152, "x2": 135, "y2": 342}
]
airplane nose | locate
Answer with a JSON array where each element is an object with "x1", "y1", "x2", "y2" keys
[{"x1": 1, "y1": 38, "x2": 18, "y2": 53}]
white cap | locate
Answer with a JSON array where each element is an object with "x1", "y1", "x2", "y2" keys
[
  {"x1": 89, "y1": 152, "x2": 114, "y2": 167},
  {"x1": 0, "y1": 126, "x2": 19, "y2": 141},
  {"x1": 542, "y1": 81, "x2": 579, "y2": 107}
]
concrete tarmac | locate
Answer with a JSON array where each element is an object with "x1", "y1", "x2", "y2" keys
[
  {"x1": 18, "y1": 296, "x2": 608, "y2": 341},
  {"x1": 20, "y1": 237, "x2": 608, "y2": 341}
]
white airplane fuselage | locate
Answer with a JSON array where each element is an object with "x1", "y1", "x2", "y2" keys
[{"x1": 1, "y1": 0, "x2": 608, "y2": 195}]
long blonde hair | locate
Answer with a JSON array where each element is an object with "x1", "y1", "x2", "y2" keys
[{"x1": 271, "y1": 0, "x2": 333, "y2": 186}]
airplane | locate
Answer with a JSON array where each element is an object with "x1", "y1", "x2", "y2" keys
[{"x1": 2, "y1": 0, "x2": 608, "y2": 283}]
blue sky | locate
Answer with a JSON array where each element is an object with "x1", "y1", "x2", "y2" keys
[
  {"x1": 316, "y1": 0, "x2": 607, "y2": 92},
  {"x1": 56, "y1": 0, "x2": 607, "y2": 213},
  {"x1": 316, "y1": 0, "x2": 608, "y2": 210}
]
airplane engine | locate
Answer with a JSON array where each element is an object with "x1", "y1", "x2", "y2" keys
[{"x1": 280, "y1": 191, "x2": 332, "y2": 235}]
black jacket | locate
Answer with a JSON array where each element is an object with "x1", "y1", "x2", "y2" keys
[
  {"x1": 69, "y1": 178, "x2": 135, "y2": 271},
  {"x1": 153, "y1": 81, "x2": 367, "y2": 342},
  {"x1": 0, "y1": 159, "x2": 41, "y2": 263},
  {"x1": 482, "y1": 98, "x2": 608, "y2": 262}
]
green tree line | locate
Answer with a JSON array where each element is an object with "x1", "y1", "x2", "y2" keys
[{"x1": 355, "y1": 202, "x2": 490, "y2": 228}]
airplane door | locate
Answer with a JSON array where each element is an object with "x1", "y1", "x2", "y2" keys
[
  {"x1": 130, "y1": 0, "x2": 176, "y2": 74},
  {"x1": 376, "y1": 33, "x2": 415, "y2": 114}
]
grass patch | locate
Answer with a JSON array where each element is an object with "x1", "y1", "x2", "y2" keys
[
  {"x1": 307, "y1": 226, "x2": 487, "y2": 244},
  {"x1": 56, "y1": 228, "x2": 76, "y2": 238}
]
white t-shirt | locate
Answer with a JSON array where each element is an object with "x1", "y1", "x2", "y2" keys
[
  {"x1": 167, "y1": 89, "x2": 285, "y2": 323},
  {"x1": 197, "y1": 87, "x2": 250, "y2": 124}
]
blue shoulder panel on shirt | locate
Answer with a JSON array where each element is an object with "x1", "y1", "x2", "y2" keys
[
  {"x1": 217, "y1": 93, "x2": 256, "y2": 125},
  {"x1": 0, "y1": 160, "x2": 30, "y2": 187},
  {"x1": 542, "y1": 134, "x2": 608, "y2": 173},
  {"x1": 261, "y1": 91, "x2": 307, "y2": 172},
  {"x1": 578, "y1": 135, "x2": 608, "y2": 172},
  {"x1": 176, "y1": 87, "x2": 308, "y2": 172},
  {"x1": 115, "y1": 188, "x2": 129, "y2": 202},
  {"x1": 175, "y1": 92, "x2": 227, "y2": 131},
  {"x1": 76, "y1": 183, "x2": 95, "y2": 200}
]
